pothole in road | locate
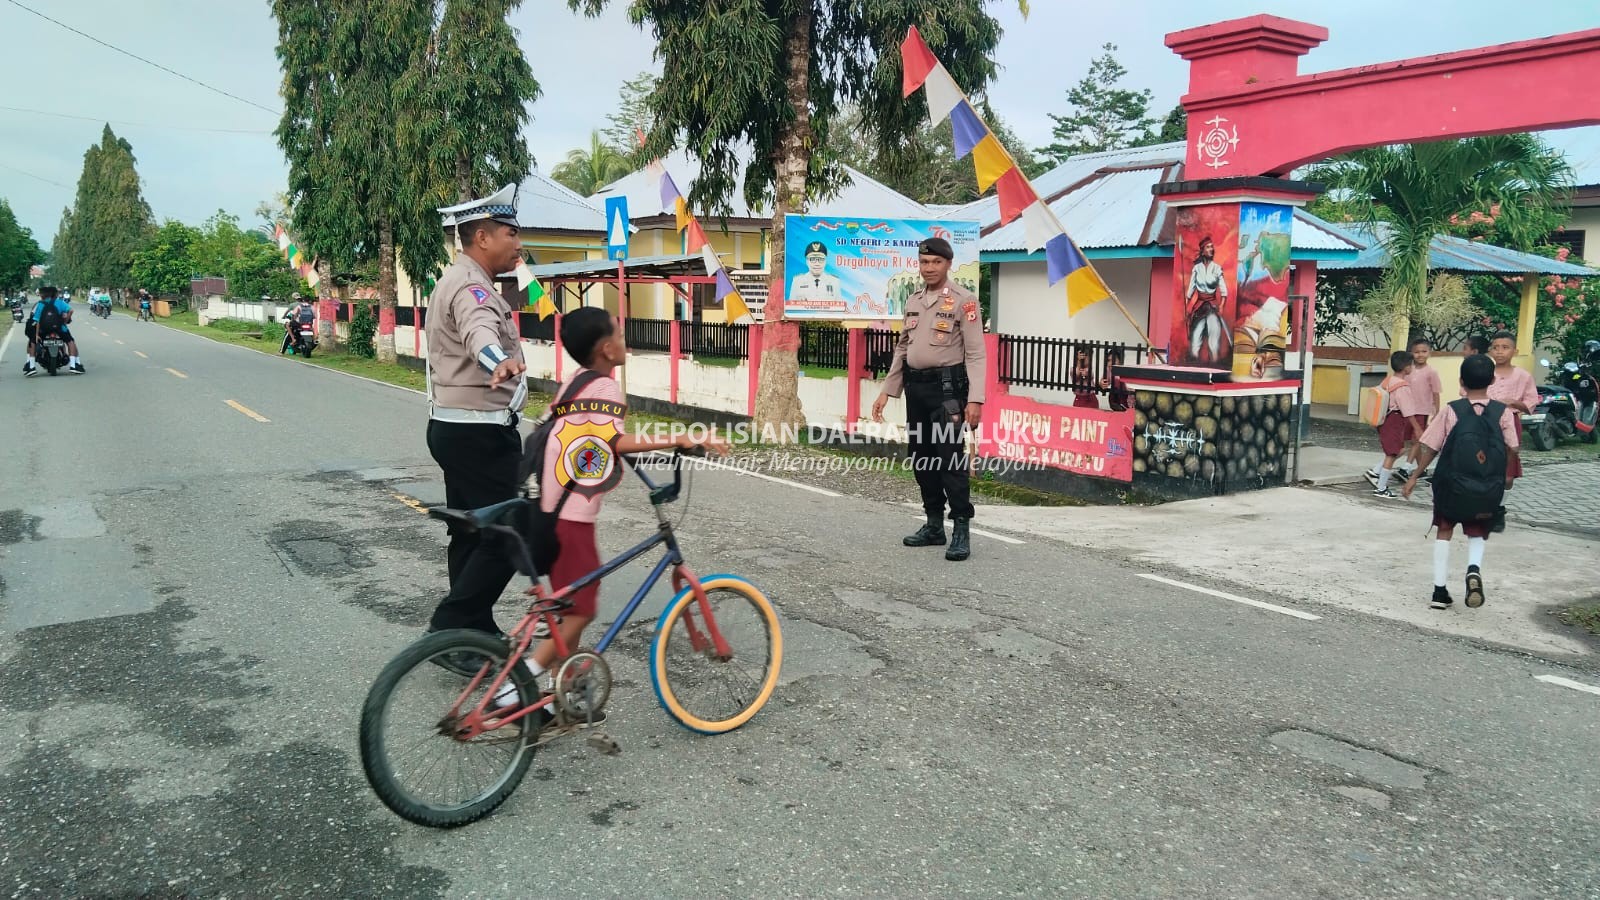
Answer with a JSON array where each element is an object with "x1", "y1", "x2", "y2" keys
[{"x1": 1269, "y1": 729, "x2": 1432, "y2": 790}]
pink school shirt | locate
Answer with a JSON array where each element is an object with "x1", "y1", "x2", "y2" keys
[
  {"x1": 1409, "y1": 364, "x2": 1441, "y2": 414},
  {"x1": 1419, "y1": 398, "x2": 1520, "y2": 454},
  {"x1": 539, "y1": 373, "x2": 627, "y2": 523},
  {"x1": 1391, "y1": 375, "x2": 1431, "y2": 418},
  {"x1": 1483, "y1": 366, "x2": 1539, "y2": 413}
]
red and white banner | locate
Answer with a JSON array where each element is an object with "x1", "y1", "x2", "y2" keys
[{"x1": 978, "y1": 394, "x2": 1135, "y2": 482}]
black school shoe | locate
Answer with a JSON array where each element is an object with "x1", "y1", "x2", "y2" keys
[
  {"x1": 1490, "y1": 506, "x2": 1506, "y2": 534},
  {"x1": 1465, "y1": 568, "x2": 1486, "y2": 608},
  {"x1": 1430, "y1": 586, "x2": 1453, "y2": 610}
]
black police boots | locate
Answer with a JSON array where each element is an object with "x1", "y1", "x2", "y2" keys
[
  {"x1": 945, "y1": 518, "x2": 971, "y2": 562},
  {"x1": 903, "y1": 514, "x2": 946, "y2": 547}
]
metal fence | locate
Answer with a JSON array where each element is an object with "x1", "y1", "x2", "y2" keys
[
  {"x1": 625, "y1": 317, "x2": 672, "y2": 352},
  {"x1": 864, "y1": 329, "x2": 898, "y2": 378},
  {"x1": 995, "y1": 334, "x2": 1147, "y2": 394},
  {"x1": 678, "y1": 321, "x2": 749, "y2": 360},
  {"x1": 798, "y1": 324, "x2": 849, "y2": 370}
]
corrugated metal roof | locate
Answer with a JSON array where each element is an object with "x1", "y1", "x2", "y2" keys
[
  {"x1": 525, "y1": 253, "x2": 706, "y2": 279},
  {"x1": 975, "y1": 141, "x2": 1360, "y2": 254},
  {"x1": 516, "y1": 169, "x2": 609, "y2": 233},
  {"x1": 1318, "y1": 223, "x2": 1598, "y2": 275},
  {"x1": 589, "y1": 149, "x2": 931, "y2": 222}
]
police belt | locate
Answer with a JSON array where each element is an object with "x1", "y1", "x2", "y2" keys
[
  {"x1": 904, "y1": 364, "x2": 968, "y2": 387},
  {"x1": 429, "y1": 405, "x2": 520, "y2": 427}
]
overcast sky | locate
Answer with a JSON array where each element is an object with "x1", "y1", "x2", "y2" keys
[{"x1": 2, "y1": 0, "x2": 1596, "y2": 247}]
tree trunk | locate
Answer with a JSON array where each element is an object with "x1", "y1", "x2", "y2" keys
[
  {"x1": 456, "y1": 153, "x2": 473, "y2": 203},
  {"x1": 752, "y1": 11, "x2": 811, "y2": 437},
  {"x1": 378, "y1": 215, "x2": 398, "y2": 363},
  {"x1": 316, "y1": 259, "x2": 339, "y2": 349}
]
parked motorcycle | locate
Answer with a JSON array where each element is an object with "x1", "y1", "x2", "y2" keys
[{"x1": 1525, "y1": 352, "x2": 1598, "y2": 451}]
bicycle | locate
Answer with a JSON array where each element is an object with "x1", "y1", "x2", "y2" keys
[{"x1": 359, "y1": 449, "x2": 783, "y2": 828}]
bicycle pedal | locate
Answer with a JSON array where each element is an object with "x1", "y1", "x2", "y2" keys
[{"x1": 586, "y1": 732, "x2": 621, "y2": 755}]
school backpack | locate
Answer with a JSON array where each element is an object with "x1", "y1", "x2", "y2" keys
[
  {"x1": 1359, "y1": 376, "x2": 1400, "y2": 427},
  {"x1": 36, "y1": 301, "x2": 65, "y2": 338},
  {"x1": 511, "y1": 370, "x2": 603, "y2": 576},
  {"x1": 1432, "y1": 398, "x2": 1508, "y2": 524}
]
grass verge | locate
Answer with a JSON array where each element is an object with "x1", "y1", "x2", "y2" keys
[{"x1": 1556, "y1": 602, "x2": 1600, "y2": 636}]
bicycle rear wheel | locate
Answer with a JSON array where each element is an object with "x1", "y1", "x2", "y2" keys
[
  {"x1": 359, "y1": 630, "x2": 540, "y2": 828},
  {"x1": 650, "y1": 575, "x2": 782, "y2": 734}
]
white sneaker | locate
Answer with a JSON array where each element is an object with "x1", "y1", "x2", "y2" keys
[{"x1": 1363, "y1": 468, "x2": 1380, "y2": 486}]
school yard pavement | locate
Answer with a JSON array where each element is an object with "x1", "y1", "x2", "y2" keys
[{"x1": 1, "y1": 312, "x2": 1597, "y2": 898}]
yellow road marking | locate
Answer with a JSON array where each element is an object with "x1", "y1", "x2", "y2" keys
[
  {"x1": 134, "y1": 350, "x2": 148, "y2": 359},
  {"x1": 392, "y1": 493, "x2": 429, "y2": 515},
  {"x1": 165, "y1": 368, "x2": 187, "y2": 379},
  {"x1": 226, "y1": 400, "x2": 271, "y2": 423}
]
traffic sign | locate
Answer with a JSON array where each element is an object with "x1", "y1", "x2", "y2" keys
[{"x1": 606, "y1": 196, "x2": 630, "y2": 261}]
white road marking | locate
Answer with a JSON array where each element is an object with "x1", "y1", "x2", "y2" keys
[
  {"x1": 1535, "y1": 674, "x2": 1600, "y2": 697},
  {"x1": 165, "y1": 368, "x2": 187, "y2": 379},
  {"x1": 904, "y1": 514, "x2": 1024, "y2": 545},
  {"x1": 226, "y1": 400, "x2": 271, "y2": 423},
  {"x1": 696, "y1": 457, "x2": 844, "y2": 498},
  {"x1": 115, "y1": 339, "x2": 125, "y2": 345},
  {"x1": 1137, "y1": 573, "x2": 1322, "y2": 621},
  {"x1": 0, "y1": 323, "x2": 15, "y2": 366},
  {"x1": 134, "y1": 350, "x2": 148, "y2": 359}
]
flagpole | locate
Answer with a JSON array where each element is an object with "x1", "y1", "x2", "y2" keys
[{"x1": 934, "y1": 72, "x2": 1168, "y2": 363}]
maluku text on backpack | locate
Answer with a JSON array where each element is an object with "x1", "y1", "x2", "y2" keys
[
  {"x1": 1432, "y1": 398, "x2": 1508, "y2": 523},
  {"x1": 512, "y1": 370, "x2": 604, "y2": 576}
]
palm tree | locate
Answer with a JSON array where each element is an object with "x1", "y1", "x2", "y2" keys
[
  {"x1": 549, "y1": 131, "x2": 634, "y2": 197},
  {"x1": 1309, "y1": 135, "x2": 1571, "y2": 350}
]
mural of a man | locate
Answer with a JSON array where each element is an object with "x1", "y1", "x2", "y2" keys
[{"x1": 1185, "y1": 236, "x2": 1231, "y2": 364}]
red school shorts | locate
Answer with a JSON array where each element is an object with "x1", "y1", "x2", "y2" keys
[
  {"x1": 1431, "y1": 512, "x2": 1491, "y2": 539},
  {"x1": 550, "y1": 518, "x2": 601, "y2": 619},
  {"x1": 1377, "y1": 411, "x2": 1422, "y2": 456}
]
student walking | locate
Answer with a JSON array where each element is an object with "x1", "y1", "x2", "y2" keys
[
  {"x1": 1403, "y1": 355, "x2": 1519, "y2": 610},
  {"x1": 1368, "y1": 351, "x2": 1426, "y2": 498}
]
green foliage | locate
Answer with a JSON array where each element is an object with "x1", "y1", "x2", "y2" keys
[
  {"x1": 604, "y1": 71, "x2": 661, "y2": 163},
  {"x1": 1038, "y1": 44, "x2": 1156, "y2": 164},
  {"x1": 1146, "y1": 104, "x2": 1186, "y2": 146},
  {"x1": 1307, "y1": 135, "x2": 1573, "y2": 347},
  {"x1": 0, "y1": 198, "x2": 45, "y2": 293},
  {"x1": 129, "y1": 220, "x2": 201, "y2": 297},
  {"x1": 348, "y1": 304, "x2": 378, "y2": 358},
  {"x1": 393, "y1": 0, "x2": 541, "y2": 285},
  {"x1": 51, "y1": 125, "x2": 155, "y2": 290},
  {"x1": 550, "y1": 131, "x2": 635, "y2": 197},
  {"x1": 835, "y1": 104, "x2": 1043, "y2": 206}
]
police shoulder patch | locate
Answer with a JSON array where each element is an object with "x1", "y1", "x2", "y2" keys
[
  {"x1": 963, "y1": 300, "x2": 979, "y2": 322},
  {"x1": 467, "y1": 284, "x2": 492, "y2": 305}
]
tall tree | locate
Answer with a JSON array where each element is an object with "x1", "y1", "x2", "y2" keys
[
  {"x1": 1136, "y1": 103, "x2": 1186, "y2": 147},
  {"x1": 0, "y1": 199, "x2": 45, "y2": 293},
  {"x1": 1038, "y1": 44, "x2": 1155, "y2": 164},
  {"x1": 275, "y1": 0, "x2": 432, "y2": 362},
  {"x1": 603, "y1": 71, "x2": 661, "y2": 161},
  {"x1": 550, "y1": 130, "x2": 635, "y2": 197},
  {"x1": 51, "y1": 126, "x2": 154, "y2": 290},
  {"x1": 394, "y1": 0, "x2": 541, "y2": 291},
  {"x1": 569, "y1": 1, "x2": 1015, "y2": 431},
  {"x1": 129, "y1": 220, "x2": 201, "y2": 297},
  {"x1": 1308, "y1": 135, "x2": 1572, "y2": 350}
]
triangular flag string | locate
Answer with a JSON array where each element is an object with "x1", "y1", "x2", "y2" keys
[
  {"x1": 898, "y1": 26, "x2": 1160, "y2": 358},
  {"x1": 656, "y1": 168, "x2": 753, "y2": 324}
]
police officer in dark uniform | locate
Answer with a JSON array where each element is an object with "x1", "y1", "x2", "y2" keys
[
  {"x1": 871, "y1": 237, "x2": 986, "y2": 561},
  {"x1": 423, "y1": 184, "x2": 529, "y2": 640}
]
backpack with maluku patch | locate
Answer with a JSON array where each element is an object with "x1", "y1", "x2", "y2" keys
[
  {"x1": 1432, "y1": 398, "x2": 1508, "y2": 524},
  {"x1": 512, "y1": 370, "x2": 603, "y2": 576}
]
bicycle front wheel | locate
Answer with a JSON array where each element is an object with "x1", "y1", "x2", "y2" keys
[
  {"x1": 650, "y1": 575, "x2": 782, "y2": 734},
  {"x1": 359, "y1": 630, "x2": 540, "y2": 828}
]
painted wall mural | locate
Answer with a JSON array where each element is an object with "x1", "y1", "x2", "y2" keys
[
  {"x1": 1232, "y1": 202, "x2": 1295, "y2": 382},
  {"x1": 1169, "y1": 203, "x2": 1240, "y2": 368}
]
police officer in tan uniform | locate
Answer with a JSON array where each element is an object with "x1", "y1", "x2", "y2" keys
[
  {"x1": 424, "y1": 184, "x2": 530, "y2": 641},
  {"x1": 871, "y1": 237, "x2": 986, "y2": 561}
]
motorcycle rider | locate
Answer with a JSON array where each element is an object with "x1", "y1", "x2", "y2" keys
[
  {"x1": 24, "y1": 286, "x2": 84, "y2": 375},
  {"x1": 137, "y1": 289, "x2": 154, "y2": 320},
  {"x1": 279, "y1": 293, "x2": 316, "y2": 354}
]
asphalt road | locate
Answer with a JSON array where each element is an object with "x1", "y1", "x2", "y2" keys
[{"x1": 1, "y1": 311, "x2": 1598, "y2": 899}]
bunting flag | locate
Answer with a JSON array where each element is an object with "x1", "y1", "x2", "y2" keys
[
  {"x1": 900, "y1": 26, "x2": 1114, "y2": 318},
  {"x1": 657, "y1": 169, "x2": 753, "y2": 324},
  {"x1": 273, "y1": 222, "x2": 322, "y2": 292},
  {"x1": 516, "y1": 259, "x2": 555, "y2": 319}
]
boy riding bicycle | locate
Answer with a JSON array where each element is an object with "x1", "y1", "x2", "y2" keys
[{"x1": 490, "y1": 307, "x2": 729, "y2": 715}]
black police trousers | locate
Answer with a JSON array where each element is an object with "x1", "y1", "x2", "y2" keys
[
  {"x1": 426, "y1": 418, "x2": 522, "y2": 634},
  {"x1": 904, "y1": 378, "x2": 974, "y2": 521}
]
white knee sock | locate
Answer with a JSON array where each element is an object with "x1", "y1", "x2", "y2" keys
[
  {"x1": 1376, "y1": 467, "x2": 1393, "y2": 491},
  {"x1": 1433, "y1": 540, "x2": 1451, "y2": 587},
  {"x1": 1467, "y1": 537, "x2": 1485, "y2": 570}
]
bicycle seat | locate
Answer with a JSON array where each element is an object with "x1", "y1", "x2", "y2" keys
[{"x1": 427, "y1": 498, "x2": 529, "y2": 531}]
